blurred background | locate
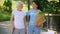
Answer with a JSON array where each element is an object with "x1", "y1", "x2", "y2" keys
[{"x1": 0, "y1": 0, "x2": 60, "y2": 34}]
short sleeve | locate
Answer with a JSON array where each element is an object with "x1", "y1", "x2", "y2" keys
[
  {"x1": 12, "y1": 10, "x2": 15, "y2": 15},
  {"x1": 24, "y1": 12, "x2": 26, "y2": 16}
]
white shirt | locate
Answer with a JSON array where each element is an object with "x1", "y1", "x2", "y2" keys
[{"x1": 12, "y1": 10, "x2": 26, "y2": 29}]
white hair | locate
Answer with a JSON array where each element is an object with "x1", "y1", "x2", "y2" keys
[{"x1": 16, "y1": 1, "x2": 23, "y2": 7}]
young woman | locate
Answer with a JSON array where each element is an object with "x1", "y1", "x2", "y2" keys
[
  {"x1": 10, "y1": 1, "x2": 27, "y2": 34},
  {"x1": 27, "y1": 0, "x2": 43, "y2": 34}
]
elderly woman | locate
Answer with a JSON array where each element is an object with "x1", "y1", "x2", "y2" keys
[{"x1": 10, "y1": 1, "x2": 27, "y2": 34}]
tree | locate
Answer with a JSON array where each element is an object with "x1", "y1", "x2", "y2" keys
[
  {"x1": 40, "y1": 0, "x2": 60, "y2": 14},
  {"x1": 3, "y1": 0, "x2": 12, "y2": 12}
]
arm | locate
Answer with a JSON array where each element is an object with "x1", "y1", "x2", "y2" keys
[
  {"x1": 24, "y1": 16, "x2": 27, "y2": 34},
  {"x1": 10, "y1": 14, "x2": 15, "y2": 33}
]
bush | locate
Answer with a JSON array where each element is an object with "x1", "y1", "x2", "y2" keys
[{"x1": 0, "y1": 10, "x2": 11, "y2": 21}]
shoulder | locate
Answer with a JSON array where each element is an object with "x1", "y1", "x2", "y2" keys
[
  {"x1": 27, "y1": 10, "x2": 33, "y2": 13},
  {"x1": 12, "y1": 10, "x2": 17, "y2": 11},
  {"x1": 22, "y1": 10, "x2": 26, "y2": 13},
  {"x1": 29, "y1": 10, "x2": 33, "y2": 11},
  {"x1": 12, "y1": 10, "x2": 17, "y2": 13},
  {"x1": 12, "y1": 10, "x2": 17, "y2": 14}
]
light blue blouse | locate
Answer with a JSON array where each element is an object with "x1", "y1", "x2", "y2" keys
[{"x1": 27, "y1": 9, "x2": 38, "y2": 25}]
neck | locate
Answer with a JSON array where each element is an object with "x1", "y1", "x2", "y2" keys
[
  {"x1": 33, "y1": 8, "x2": 37, "y2": 10},
  {"x1": 17, "y1": 8, "x2": 22, "y2": 11}
]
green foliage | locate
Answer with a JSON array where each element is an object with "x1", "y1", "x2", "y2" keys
[
  {"x1": 40, "y1": 0, "x2": 60, "y2": 14},
  {"x1": 0, "y1": 6, "x2": 2, "y2": 10},
  {"x1": 3, "y1": 0, "x2": 12, "y2": 12},
  {"x1": 0, "y1": 10, "x2": 11, "y2": 20}
]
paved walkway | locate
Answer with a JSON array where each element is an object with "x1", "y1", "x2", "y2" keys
[
  {"x1": 0, "y1": 21, "x2": 58, "y2": 34},
  {"x1": 0, "y1": 21, "x2": 12, "y2": 34}
]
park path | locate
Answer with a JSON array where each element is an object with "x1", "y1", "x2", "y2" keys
[
  {"x1": 0, "y1": 21, "x2": 12, "y2": 34},
  {"x1": 0, "y1": 21, "x2": 58, "y2": 34}
]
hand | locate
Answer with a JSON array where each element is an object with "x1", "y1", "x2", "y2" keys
[
  {"x1": 25, "y1": 31, "x2": 27, "y2": 34},
  {"x1": 12, "y1": 26, "x2": 15, "y2": 32},
  {"x1": 25, "y1": 28, "x2": 27, "y2": 34},
  {"x1": 12, "y1": 27, "x2": 15, "y2": 34},
  {"x1": 12, "y1": 26, "x2": 14, "y2": 30},
  {"x1": 36, "y1": 22, "x2": 41, "y2": 27}
]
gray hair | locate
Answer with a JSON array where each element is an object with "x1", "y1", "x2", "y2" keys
[{"x1": 16, "y1": 1, "x2": 23, "y2": 7}]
